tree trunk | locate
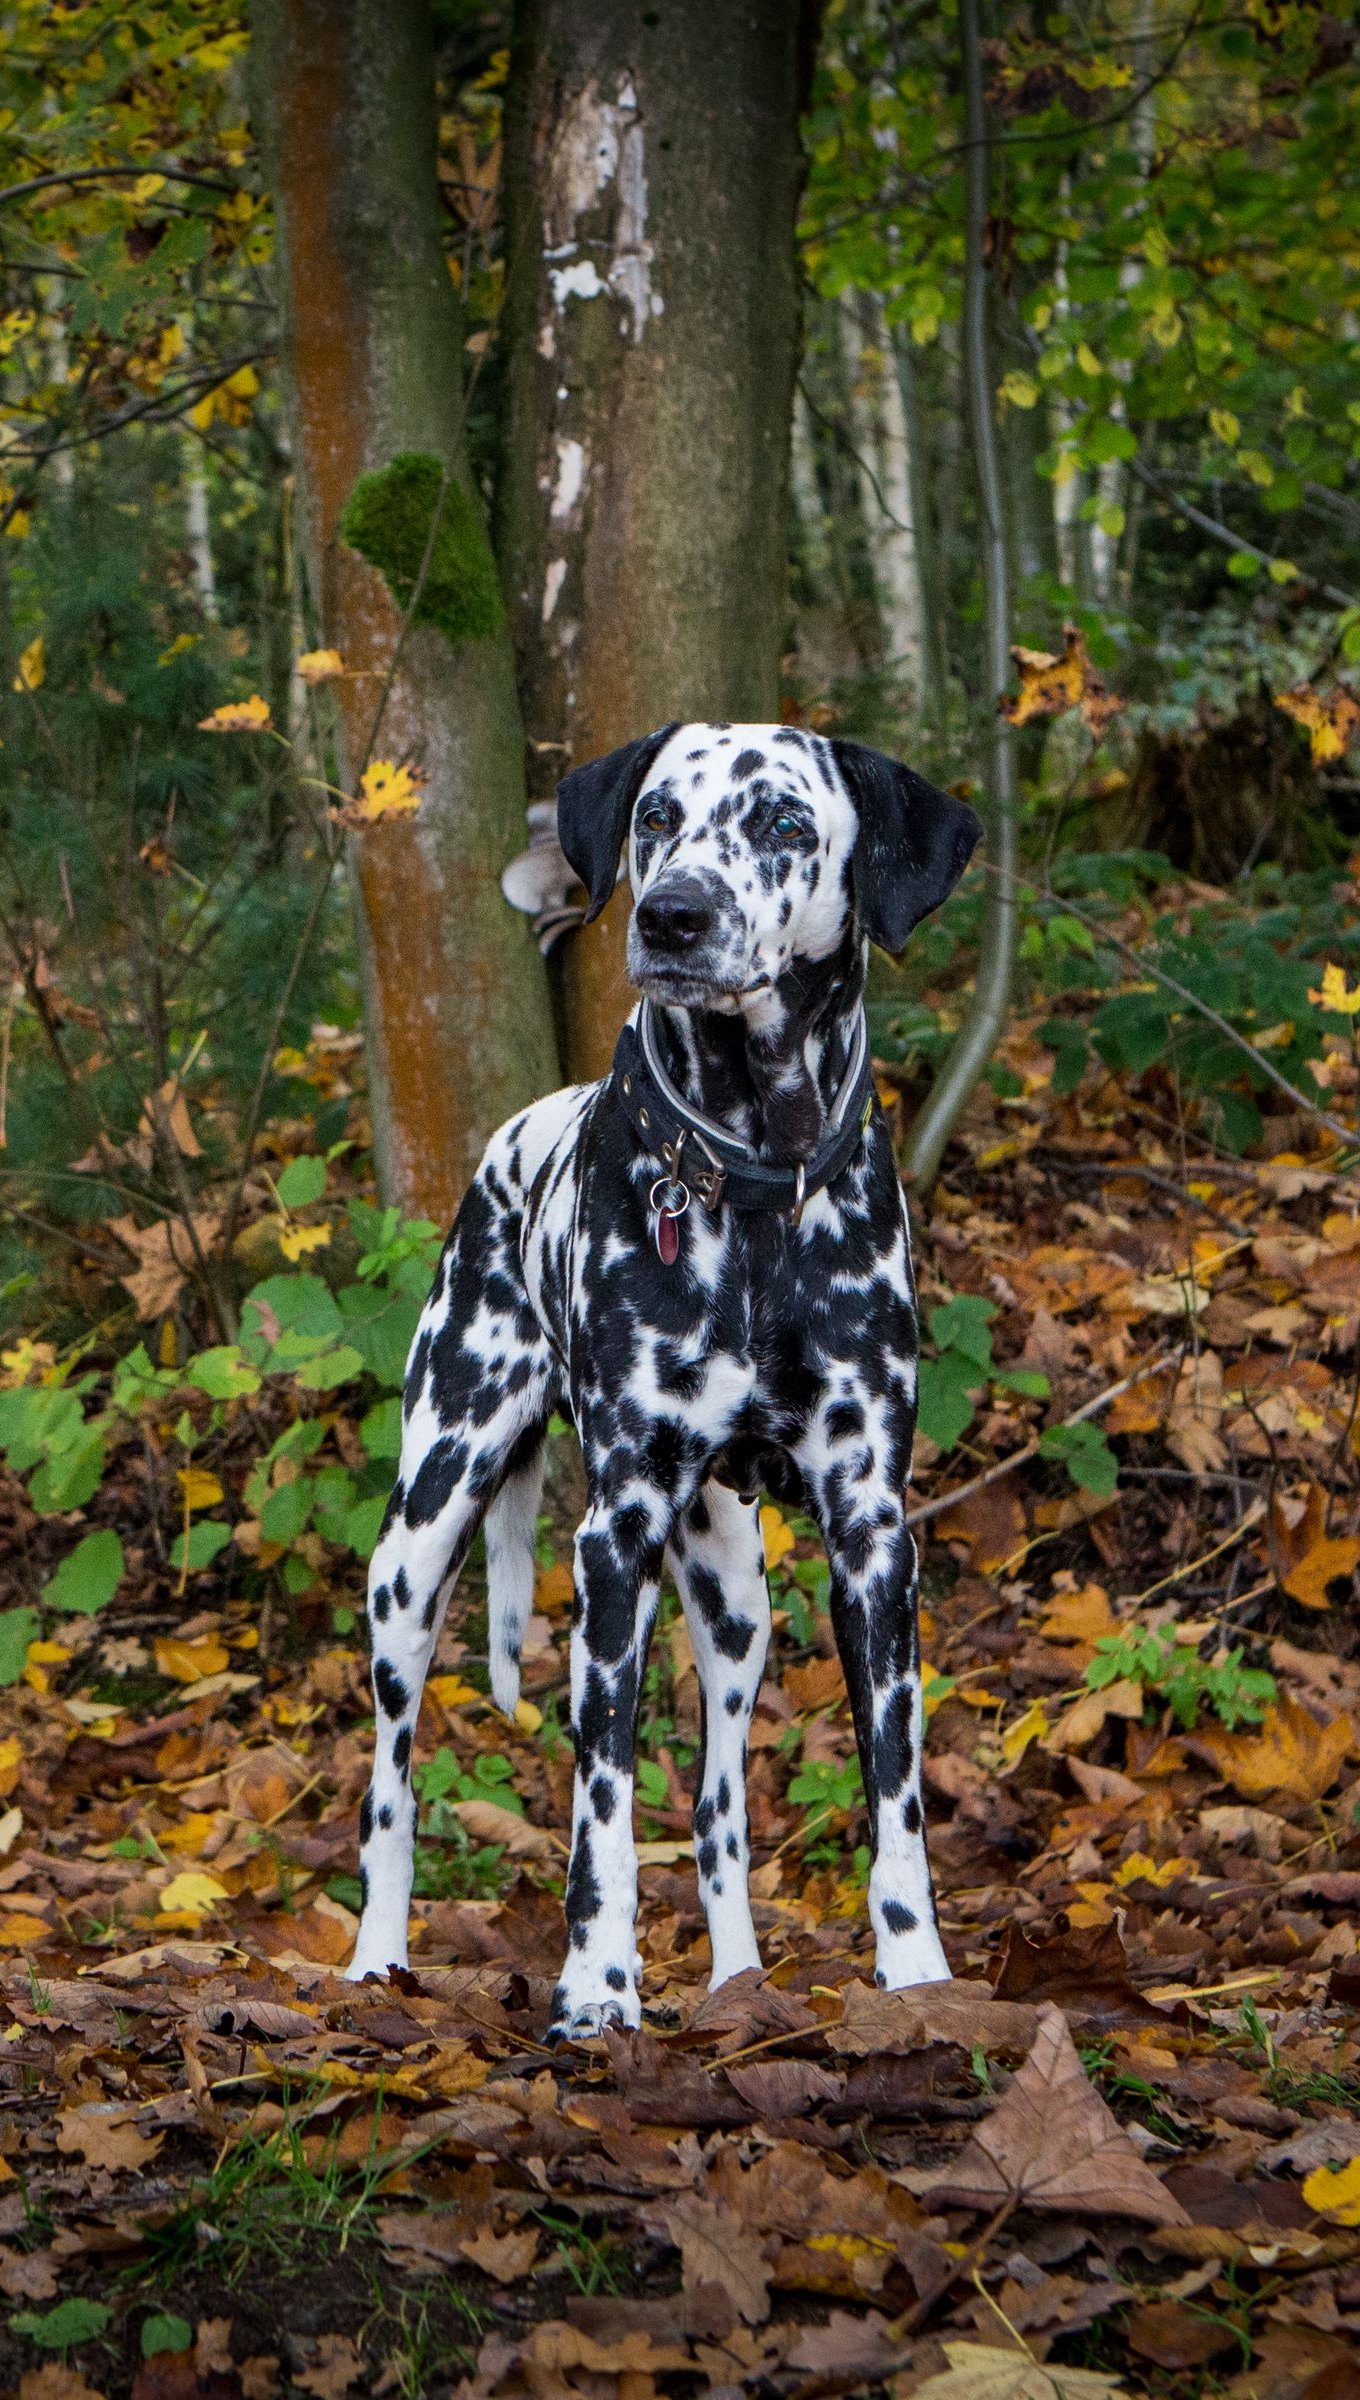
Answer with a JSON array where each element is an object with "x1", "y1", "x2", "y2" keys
[
  {"x1": 498, "y1": 0, "x2": 815, "y2": 1082},
  {"x1": 253, "y1": 0, "x2": 557, "y2": 1222},
  {"x1": 839, "y1": 289, "x2": 928, "y2": 717},
  {"x1": 902, "y1": 0, "x2": 1017, "y2": 1190}
]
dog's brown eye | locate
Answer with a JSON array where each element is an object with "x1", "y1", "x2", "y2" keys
[{"x1": 638, "y1": 804, "x2": 670, "y2": 835}]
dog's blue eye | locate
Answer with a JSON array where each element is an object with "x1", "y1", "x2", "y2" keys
[
  {"x1": 638, "y1": 804, "x2": 669, "y2": 835},
  {"x1": 772, "y1": 810, "x2": 800, "y2": 838}
]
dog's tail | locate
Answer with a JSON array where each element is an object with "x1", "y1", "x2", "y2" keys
[{"x1": 484, "y1": 1436, "x2": 549, "y2": 1717}]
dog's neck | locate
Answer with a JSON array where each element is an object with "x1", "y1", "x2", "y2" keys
[{"x1": 650, "y1": 931, "x2": 867, "y2": 1166}]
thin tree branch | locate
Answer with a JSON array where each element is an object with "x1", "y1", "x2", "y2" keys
[
  {"x1": 905, "y1": 1348, "x2": 1181, "y2": 1530},
  {"x1": 0, "y1": 164, "x2": 238, "y2": 208},
  {"x1": 1129, "y1": 458, "x2": 1359, "y2": 612}
]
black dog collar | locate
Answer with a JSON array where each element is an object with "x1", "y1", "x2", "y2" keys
[{"x1": 611, "y1": 999, "x2": 875, "y2": 1225}]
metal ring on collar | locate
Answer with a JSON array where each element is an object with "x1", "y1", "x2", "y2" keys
[{"x1": 649, "y1": 1177, "x2": 690, "y2": 1219}]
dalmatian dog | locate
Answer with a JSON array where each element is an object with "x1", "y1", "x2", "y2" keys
[{"x1": 346, "y1": 723, "x2": 980, "y2": 2038}]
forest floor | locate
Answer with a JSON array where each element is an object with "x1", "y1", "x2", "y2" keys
[{"x1": 1, "y1": 1020, "x2": 1360, "y2": 2400}]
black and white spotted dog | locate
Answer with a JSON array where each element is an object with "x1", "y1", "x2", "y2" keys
[{"x1": 346, "y1": 723, "x2": 980, "y2": 2037}]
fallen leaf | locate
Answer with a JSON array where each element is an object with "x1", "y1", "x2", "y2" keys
[
  {"x1": 1126, "y1": 2300, "x2": 1238, "y2": 2370},
  {"x1": 449, "y1": 1799, "x2": 556, "y2": 1857},
  {"x1": 1271, "y1": 1486, "x2": 1360, "y2": 1612},
  {"x1": 292, "y1": 2336, "x2": 364, "y2": 2400},
  {"x1": 1194, "y1": 1696, "x2": 1353, "y2": 1804},
  {"x1": 175, "y1": 1467, "x2": 223, "y2": 1514},
  {"x1": 829, "y1": 1978, "x2": 1040, "y2": 2059},
  {"x1": 13, "y1": 635, "x2": 44, "y2": 694},
  {"x1": 457, "y1": 2226, "x2": 540, "y2": 2283},
  {"x1": 156, "y1": 1634, "x2": 230, "y2": 1683},
  {"x1": 936, "y1": 1480, "x2": 1027, "y2": 1574},
  {"x1": 278, "y1": 1222, "x2": 331, "y2": 1262},
  {"x1": 909, "y1": 2341, "x2": 1129, "y2": 2400},
  {"x1": 156, "y1": 1872, "x2": 228, "y2": 1921},
  {"x1": 1302, "y1": 2156, "x2": 1360, "y2": 2226},
  {"x1": 760, "y1": 1504, "x2": 795, "y2": 1568},
  {"x1": 0, "y1": 2245, "x2": 59, "y2": 2300},
  {"x1": 108, "y1": 1213, "x2": 223, "y2": 1319},
  {"x1": 993, "y1": 1921, "x2": 1174, "y2": 2030},
  {"x1": 55, "y1": 2105, "x2": 164, "y2": 2174},
  {"x1": 931, "y1": 2006, "x2": 1190, "y2": 2224},
  {"x1": 20, "y1": 2372, "x2": 107, "y2": 2400}
]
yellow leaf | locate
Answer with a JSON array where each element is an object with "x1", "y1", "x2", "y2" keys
[
  {"x1": 177, "y1": 1465, "x2": 224, "y2": 1512},
  {"x1": 1001, "y1": 1701, "x2": 1048, "y2": 1769},
  {"x1": 295, "y1": 647, "x2": 344, "y2": 685},
  {"x1": 160, "y1": 1812, "x2": 218, "y2": 1856},
  {"x1": 23, "y1": 1639, "x2": 70, "y2": 1694},
  {"x1": 157, "y1": 1870, "x2": 228, "y2": 1921},
  {"x1": 1303, "y1": 2156, "x2": 1360, "y2": 2225},
  {"x1": 12, "y1": 634, "x2": 43, "y2": 692},
  {"x1": 429, "y1": 1674, "x2": 482, "y2": 1710},
  {"x1": 156, "y1": 1632, "x2": 230, "y2": 1683},
  {"x1": 198, "y1": 694, "x2": 271, "y2": 733},
  {"x1": 1209, "y1": 406, "x2": 1240, "y2": 445},
  {"x1": 158, "y1": 631, "x2": 199, "y2": 666},
  {"x1": 760, "y1": 1505, "x2": 796, "y2": 1569},
  {"x1": 0, "y1": 1736, "x2": 19, "y2": 1798},
  {"x1": 999, "y1": 371, "x2": 1039, "y2": 410},
  {"x1": 1076, "y1": 340, "x2": 1102, "y2": 377},
  {"x1": 0, "y1": 1911, "x2": 52, "y2": 1947},
  {"x1": 1308, "y1": 959, "x2": 1360, "y2": 1015},
  {"x1": 1268, "y1": 559, "x2": 1299, "y2": 586},
  {"x1": 356, "y1": 759, "x2": 424, "y2": 820},
  {"x1": 514, "y1": 1698, "x2": 543, "y2": 1734},
  {"x1": 131, "y1": 172, "x2": 166, "y2": 202},
  {"x1": 1113, "y1": 1851, "x2": 1191, "y2": 1888},
  {"x1": 278, "y1": 1221, "x2": 331, "y2": 1262}
]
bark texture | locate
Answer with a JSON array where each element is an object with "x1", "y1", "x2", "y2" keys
[
  {"x1": 499, "y1": 0, "x2": 815, "y2": 1081},
  {"x1": 253, "y1": 0, "x2": 557, "y2": 1221}
]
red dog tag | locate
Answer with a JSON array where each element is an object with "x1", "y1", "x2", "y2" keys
[{"x1": 656, "y1": 1208, "x2": 681, "y2": 1265}]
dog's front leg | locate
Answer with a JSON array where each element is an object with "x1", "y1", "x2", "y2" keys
[
  {"x1": 546, "y1": 1501, "x2": 665, "y2": 2041},
  {"x1": 802, "y1": 1440, "x2": 951, "y2": 1989},
  {"x1": 668, "y1": 1480, "x2": 770, "y2": 1989}
]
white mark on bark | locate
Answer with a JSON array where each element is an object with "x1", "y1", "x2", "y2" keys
[
  {"x1": 551, "y1": 439, "x2": 586, "y2": 520},
  {"x1": 542, "y1": 559, "x2": 567, "y2": 622},
  {"x1": 542, "y1": 74, "x2": 661, "y2": 347},
  {"x1": 548, "y1": 257, "x2": 605, "y2": 307}
]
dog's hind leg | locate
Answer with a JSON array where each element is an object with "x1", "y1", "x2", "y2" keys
[
  {"x1": 485, "y1": 1435, "x2": 548, "y2": 1717},
  {"x1": 668, "y1": 1481, "x2": 771, "y2": 1989},
  {"x1": 347, "y1": 1178, "x2": 556, "y2": 1983}
]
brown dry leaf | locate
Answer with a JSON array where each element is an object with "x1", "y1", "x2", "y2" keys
[
  {"x1": 0, "y1": 2243, "x2": 58, "y2": 2300},
  {"x1": 139, "y1": 1078, "x2": 202, "y2": 1158},
  {"x1": 1275, "y1": 682, "x2": 1360, "y2": 763},
  {"x1": 654, "y1": 2193, "x2": 774, "y2": 2326},
  {"x1": 449, "y1": 1799, "x2": 556, "y2": 1857},
  {"x1": 1126, "y1": 2299, "x2": 1244, "y2": 2370},
  {"x1": 1194, "y1": 1695, "x2": 1353, "y2": 1804},
  {"x1": 829, "y1": 1977, "x2": 1041, "y2": 2059},
  {"x1": 1106, "y1": 1366, "x2": 1175, "y2": 1436},
  {"x1": 909, "y1": 2345, "x2": 1128, "y2": 2400},
  {"x1": 931, "y1": 2005, "x2": 1190, "y2": 2224},
  {"x1": 457, "y1": 2225, "x2": 540, "y2": 2283},
  {"x1": 1045, "y1": 1676, "x2": 1144, "y2": 1754},
  {"x1": 107, "y1": 1212, "x2": 222, "y2": 1318},
  {"x1": 55, "y1": 2104, "x2": 165, "y2": 2174},
  {"x1": 522, "y1": 2324, "x2": 692, "y2": 2376},
  {"x1": 292, "y1": 2336, "x2": 364, "y2": 2400},
  {"x1": 934, "y1": 1480, "x2": 1027, "y2": 1573},
  {"x1": 1000, "y1": 624, "x2": 1124, "y2": 736},
  {"x1": 156, "y1": 1634, "x2": 230, "y2": 1684},
  {"x1": 1271, "y1": 1486, "x2": 1360, "y2": 1612},
  {"x1": 20, "y1": 2371, "x2": 108, "y2": 2400},
  {"x1": 1040, "y1": 1582, "x2": 1118, "y2": 1648},
  {"x1": 1166, "y1": 1349, "x2": 1226, "y2": 1474}
]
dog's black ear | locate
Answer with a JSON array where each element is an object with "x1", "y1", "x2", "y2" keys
[
  {"x1": 832, "y1": 738, "x2": 982, "y2": 956},
  {"x1": 555, "y1": 725, "x2": 681, "y2": 923}
]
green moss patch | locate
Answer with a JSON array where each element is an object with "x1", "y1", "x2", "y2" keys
[{"x1": 338, "y1": 450, "x2": 503, "y2": 645}]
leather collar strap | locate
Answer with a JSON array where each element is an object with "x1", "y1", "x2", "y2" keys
[{"x1": 610, "y1": 999, "x2": 874, "y2": 1217}]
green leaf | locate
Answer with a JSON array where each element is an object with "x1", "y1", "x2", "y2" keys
[
  {"x1": 996, "y1": 1368, "x2": 1051, "y2": 1400},
  {"x1": 12, "y1": 2297, "x2": 112, "y2": 2350},
  {"x1": 43, "y1": 1530, "x2": 124, "y2": 1616},
  {"x1": 1227, "y1": 549, "x2": 1260, "y2": 579},
  {"x1": 916, "y1": 1353, "x2": 981, "y2": 1450},
  {"x1": 1083, "y1": 415, "x2": 1136, "y2": 465},
  {"x1": 28, "y1": 1428, "x2": 105, "y2": 1515},
  {"x1": 359, "y1": 1398, "x2": 404, "y2": 1459},
  {"x1": 275, "y1": 1155, "x2": 327, "y2": 1207},
  {"x1": 927, "y1": 1295, "x2": 996, "y2": 1371},
  {"x1": 343, "y1": 1494, "x2": 389, "y2": 1559},
  {"x1": 169, "y1": 1520, "x2": 233, "y2": 1572},
  {"x1": 141, "y1": 2314, "x2": 192, "y2": 2359},
  {"x1": 260, "y1": 1479, "x2": 313, "y2": 1543},
  {"x1": 1039, "y1": 1420, "x2": 1120, "y2": 1496},
  {"x1": 0, "y1": 1607, "x2": 38, "y2": 1687},
  {"x1": 292, "y1": 1344, "x2": 366, "y2": 1392},
  {"x1": 188, "y1": 1346, "x2": 262, "y2": 1400}
]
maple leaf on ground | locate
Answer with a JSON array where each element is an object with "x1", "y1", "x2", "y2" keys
[
  {"x1": 652, "y1": 2193, "x2": 774, "y2": 2327},
  {"x1": 992, "y1": 1920, "x2": 1176, "y2": 2032},
  {"x1": 457, "y1": 2226, "x2": 539, "y2": 2284},
  {"x1": 292, "y1": 2337, "x2": 365, "y2": 2400},
  {"x1": 1000, "y1": 624, "x2": 1124, "y2": 737},
  {"x1": 1192, "y1": 1694, "x2": 1352, "y2": 1804},
  {"x1": 931, "y1": 2006, "x2": 1191, "y2": 2224},
  {"x1": 1270, "y1": 1485, "x2": 1360, "y2": 1611},
  {"x1": 108, "y1": 1213, "x2": 222, "y2": 1320},
  {"x1": 1276, "y1": 682, "x2": 1360, "y2": 763},
  {"x1": 830, "y1": 1978, "x2": 1041, "y2": 2058},
  {"x1": 910, "y1": 2341, "x2": 1128, "y2": 2400},
  {"x1": 197, "y1": 694, "x2": 271, "y2": 733}
]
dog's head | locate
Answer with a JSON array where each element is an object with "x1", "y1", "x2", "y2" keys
[{"x1": 555, "y1": 723, "x2": 982, "y2": 1014}]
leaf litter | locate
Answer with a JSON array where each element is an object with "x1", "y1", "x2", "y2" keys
[{"x1": 2, "y1": 1014, "x2": 1360, "y2": 2393}]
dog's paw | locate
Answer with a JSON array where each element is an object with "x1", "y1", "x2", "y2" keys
[
  {"x1": 544, "y1": 1982, "x2": 641, "y2": 2044},
  {"x1": 343, "y1": 1946, "x2": 404, "y2": 1985}
]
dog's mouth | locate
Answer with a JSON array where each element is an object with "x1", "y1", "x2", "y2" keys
[{"x1": 631, "y1": 959, "x2": 771, "y2": 1011}]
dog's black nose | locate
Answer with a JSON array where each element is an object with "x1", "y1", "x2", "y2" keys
[{"x1": 635, "y1": 879, "x2": 714, "y2": 952}]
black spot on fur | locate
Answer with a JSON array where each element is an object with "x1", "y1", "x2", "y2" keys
[
  {"x1": 393, "y1": 1728, "x2": 412, "y2": 1775},
  {"x1": 378, "y1": 1803, "x2": 393, "y2": 1830},
  {"x1": 374, "y1": 1660, "x2": 409, "y2": 1720},
  {"x1": 881, "y1": 1899, "x2": 917, "y2": 1935},
  {"x1": 359, "y1": 1791, "x2": 374, "y2": 1844},
  {"x1": 605, "y1": 1965, "x2": 627, "y2": 1992}
]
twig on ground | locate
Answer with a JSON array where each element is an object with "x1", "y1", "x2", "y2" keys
[{"x1": 905, "y1": 1347, "x2": 1180, "y2": 1530}]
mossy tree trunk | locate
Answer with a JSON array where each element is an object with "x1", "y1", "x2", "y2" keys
[
  {"x1": 253, "y1": 0, "x2": 557, "y2": 1222},
  {"x1": 498, "y1": 0, "x2": 816, "y2": 1082}
]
